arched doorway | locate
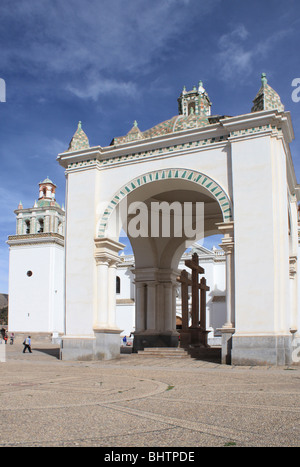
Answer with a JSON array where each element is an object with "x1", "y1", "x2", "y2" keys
[{"x1": 96, "y1": 169, "x2": 232, "y2": 351}]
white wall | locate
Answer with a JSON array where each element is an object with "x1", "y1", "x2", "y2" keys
[
  {"x1": 64, "y1": 168, "x2": 98, "y2": 336},
  {"x1": 232, "y1": 135, "x2": 290, "y2": 335},
  {"x1": 8, "y1": 243, "x2": 64, "y2": 334},
  {"x1": 116, "y1": 304, "x2": 135, "y2": 336}
]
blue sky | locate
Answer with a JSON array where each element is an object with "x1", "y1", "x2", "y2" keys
[{"x1": 1, "y1": 0, "x2": 300, "y2": 292}]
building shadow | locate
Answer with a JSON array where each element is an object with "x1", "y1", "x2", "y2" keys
[{"x1": 32, "y1": 347, "x2": 60, "y2": 359}]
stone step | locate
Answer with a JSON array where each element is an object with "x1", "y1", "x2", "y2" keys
[
  {"x1": 137, "y1": 346, "x2": 222, "y2": 362},
  {"x1": 137, "y1": 347, "x2": 190, "y2": 358}
]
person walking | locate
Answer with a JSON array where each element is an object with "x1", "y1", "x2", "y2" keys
[
  {"x1": 23, "y1": 336, "x2": 32, "y2": 353},
  {"x1": 10, "y1": 333, "x2": 14, "y2": 345}
]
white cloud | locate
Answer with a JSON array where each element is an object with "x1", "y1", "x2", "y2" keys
[
  {"x1": 217, "y1": 25, "x2": 254, "y2": 80},
  {"x1": 216, "y1": 24, "x2": 293, "y2": 82},
  {"x1": 0, "y1": 0, "x2": 219, "y2": 93},
  {"x1": 66, "y1": 76, "x2": 138, "y2": 102}
]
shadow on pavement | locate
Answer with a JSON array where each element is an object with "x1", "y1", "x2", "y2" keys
[{"x1": 32, "y1": 347, "x2": 60, "y2": 359}]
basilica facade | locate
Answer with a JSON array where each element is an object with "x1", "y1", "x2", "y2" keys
[{"x1": 7, "y1": 75, "x2": 300, "y2": 365}]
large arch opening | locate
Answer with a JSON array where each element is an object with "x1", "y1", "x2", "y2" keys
[{"x1": 97, "y1": 169, "x2": 232, "y2": 351}]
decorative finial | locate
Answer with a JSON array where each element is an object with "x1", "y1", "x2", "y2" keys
[
  {"x1": 261, "y1": 73, "x2": 267, "y2": 86},
  {"x1": 198, "y1": 80, "x2": 205, "y2": 93},
  {"x1": 78, "y1": 121, "x2": 82, "y2": 130},
  {"x1": 133, "y1": 120, "x2": 138, "y2": 127}
]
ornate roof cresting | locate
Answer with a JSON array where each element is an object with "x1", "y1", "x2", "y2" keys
[
  {"x1": 251, "y1": 73, "x2": 284, "y2": 113},
  {"x1": 67, "y1": 121, "x2": 90, "y2": 152}
]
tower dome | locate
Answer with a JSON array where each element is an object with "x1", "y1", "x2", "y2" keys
[{"x1": 38, "y1": 177, "x2": 60, "y2": 208}]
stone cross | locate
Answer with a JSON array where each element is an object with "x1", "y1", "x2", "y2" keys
[
  {"x1": 184, "y1": 253, "x2": 204, "y2": 327},
  {"x1": 177, "y1": 269, "x2": 192, "y2": 331},
  {"x1": 199, "y1": 276, "x2": 210, "y2": 332}
]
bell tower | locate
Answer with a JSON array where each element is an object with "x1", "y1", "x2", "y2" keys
[
  {"x1": 38, "y1": 177, "x2": 57, "y2": 204},
  {"x1": 178, "y1": 81, "x2": 212, "y2": 117},
  {"x1": 7, "y1": 178, "x2": 65, "y2": 340}
]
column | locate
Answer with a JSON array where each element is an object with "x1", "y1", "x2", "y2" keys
[
  {"x1": 44, "y1": 214, "x2": 50, "y2": 233},
  {"x1": 223, "y1": 245, "x2": 234, "y2": 328},
  {"x1": 16, "y1": 215, "x2": 23, "y2": 235},
  {"x1": 29, "y1": 215, "x2": 34, "y2": 234},
  {"x1": 289, "y1": 255, "x2": 298, "y2": 332},
  {"x1": 92, "y1": 238, "x2": 125, "y2": 361},
  {"x1": 164, "y1": 283, "x2": 173, "y2": 331},
  {"x1": 217, "y1": 222, "x2": 235, "y2": 364},
  {"x1": 172, "y1": 284, "x2": 178, "y2": 331},
  {"x1": 95, "y1": 259, "x2": 109, "y2": 328},
  {"x1": 217, "y1": 222, "x2": 235, "y2": 329},
  {"x1": 135, "y1": 282, "x2": 146, "y2": 332},
  {"x1": 146, "y1": 282, "x2": 156, "y2": 330},
  {"x1": 107, "y1": 261, "x2": 118, "y2": 328},
  {"x1": 94, "y1": 237, "x2": 126, "y2": 330}
]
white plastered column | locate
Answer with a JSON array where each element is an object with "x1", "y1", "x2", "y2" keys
[
  {"x1": 95, "y1": 258, "x2": 109, "y2": 328},
  {"x1": 217, "y1": 221, "x2": 235, "y2": 364},
  {"x1": 90, "y1": 238, "x2": 125, "y2": 360},
  {"x1": 108, "y1": 260, "x2": 118, "y2": 328},
  {"x1": 94, "y1": 238, "x2": 125, "y2": 331}
]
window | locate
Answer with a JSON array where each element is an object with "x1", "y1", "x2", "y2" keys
[
  {"x1": 37, "y1": 218, "x2": 44, "y2": 233},
  {"x1": 116, "y1": 276, "x2": 121, "y2": 294},
  {"x1": 188, "y1": 102, "x2": 195, "y2": 115},
  {"x1": 25, "y1": 220, "x2": 30, "y2": 234}
]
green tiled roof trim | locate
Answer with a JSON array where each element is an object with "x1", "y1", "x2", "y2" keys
[
  {"x1": 68, "y1": 121, "x2": 90, "y2": 151},
  {"x1": 97, "y1": 168, "x2": 232, "y2": 237},
  {"x1": 112, "y1": 113, "x2": 210, "y2": 145}
]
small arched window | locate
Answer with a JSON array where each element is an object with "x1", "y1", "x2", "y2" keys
[
  {"x1": 37, "y1": 218, "x2": 44, "y2": 233},
  {"x1": 116, "y1": 276, "x2": 121, "y2": 294},
  {"x1": 25, "y1": 220, "x2": 30, "y2": 234},
  {"x1": 188, "y1": 102, "x2": 195, "y2": 115}
]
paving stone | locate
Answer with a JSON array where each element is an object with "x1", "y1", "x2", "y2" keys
[{"x1": 0, "y1": 342, "x2": 299, "y2": 447}]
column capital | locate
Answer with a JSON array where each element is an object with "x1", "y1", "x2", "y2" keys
[
  {"x1": 94, "y1": 237, "x2": 125, "y2": 265},
  {"x1": 216, "y1": 220, "x2": 234, "y2": 236},
  {"x1": 146, "y1": 281, "x2": 158, "y2": 288},
  {"x1": 217, "y1": 221, "x2": 234, "y2": 254},
  {"x1": 95, "y1": 257, "x2": 110, "y2": 267},
  {"x1": 220, "y1": 240, "x2": 234, "y2": 255}
]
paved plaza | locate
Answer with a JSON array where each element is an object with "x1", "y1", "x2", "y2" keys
[{"x1": 0, "y1": 340, "x2": 299, "y2": 447}]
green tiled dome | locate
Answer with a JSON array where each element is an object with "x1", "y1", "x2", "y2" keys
[{"x1": 37, "y1": 199, "x2": 61, "y2": 208}]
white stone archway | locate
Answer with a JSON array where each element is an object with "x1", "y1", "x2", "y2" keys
[
  {"x1": 58, "y1": 77, "x2": 300, "y2": 365},
  {"x1": 95, "y1": 168, "x2": 232, "y2": 351}
]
